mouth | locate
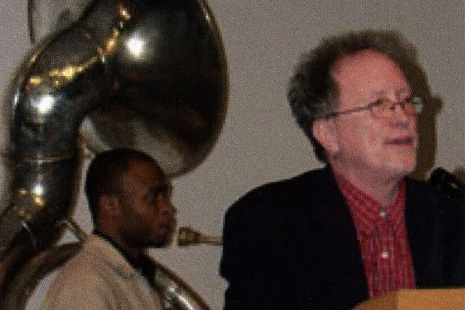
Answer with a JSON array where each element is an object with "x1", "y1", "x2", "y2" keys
[
  {"x1": 160, "y1": 221, "x2": 172, "y2": 231},
  {"x1": 385, "y1": 136, "x2": 415, "y2": 146},
  {"x1": 162, "y1": 216, "x2": 177, "y2": 231}
]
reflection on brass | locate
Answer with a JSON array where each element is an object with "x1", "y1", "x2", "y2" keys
[
  {"x1": 0, "y1": 0, "x2": 228, "y2": 309},
  {"x1": 178, "y1": 226, "x2": 223, "y2": 246}
]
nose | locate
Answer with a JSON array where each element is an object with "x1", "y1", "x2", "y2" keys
[
  {"x1": 168, "y1": 201, "x2": 177, "y2": 216},
  {"x1": 166, "y1": 202, "x2": 177, "y2": 228},
  {"x1": 162, "y1": 198, "x2": 176, "y2": 217},
  {"x1": 392, "y1": 101, "x2": 411, "y2": 118},
  {"x1": 389, "y1": 103, "x2": 414, "y2": 130}
]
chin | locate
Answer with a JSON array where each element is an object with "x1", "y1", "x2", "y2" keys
[
  {"x1": 388, "y1": 153, "x2": 417, "y2": 173},
  {"x1": 389, "y1": 162, "x2": 417, "y2": 177},
  {"x1": 156, "y1": 232, "x2": 174, "y2": 248},
  {"x1": 375, "y1": 162, "x2": 415, "y2": 181},
  {"x1": 403, "y1": 157, "x2": 417, "y2": 173}
]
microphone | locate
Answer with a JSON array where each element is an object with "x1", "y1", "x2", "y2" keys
[{"x1": 429, "y1": 167, "x2": 465, "y2": 200}]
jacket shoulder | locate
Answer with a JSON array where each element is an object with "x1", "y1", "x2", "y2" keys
[{"x1": 226, "y1": 168, "x2": 331, "y2": 213}]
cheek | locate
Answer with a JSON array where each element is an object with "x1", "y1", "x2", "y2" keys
[
  {"x1": 146, "y1": 205, "x2": 165, "y2": 228},
  {"x1": 340, "y1": 122, "x2": 382, "y2": 153},
  {"x1": 365, "y1": 125, "x2": 385, "y2": 150},
  {"x1": 357, "y1": 118, "x2": 385, "y2": 142}
]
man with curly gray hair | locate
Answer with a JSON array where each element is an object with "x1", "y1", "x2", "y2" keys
[{"x1": 221, "y1": 30, "x2": 465, "y2": 310}]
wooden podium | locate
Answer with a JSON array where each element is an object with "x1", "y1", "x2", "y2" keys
[{"x1": 354, "y1": 289, "x2": 465, "y2": 309}]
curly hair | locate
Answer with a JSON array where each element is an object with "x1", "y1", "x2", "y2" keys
[{"x1": 287, "y1": 29, "x2": 420, "y2": 162}]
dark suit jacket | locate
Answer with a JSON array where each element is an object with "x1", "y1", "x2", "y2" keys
[{"x1": 220, "y1": 167, "x2": 465, "y2": 310}]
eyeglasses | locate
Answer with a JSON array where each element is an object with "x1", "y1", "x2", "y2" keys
[{"x1": 321, "y1": 95, "x2": 424, "y2": 119}]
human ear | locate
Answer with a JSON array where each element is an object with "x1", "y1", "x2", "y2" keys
[
  {"x1": 98, "y1": 195, "x2": 120, "y2": 219},
  {"x1": 312, "y1": 119, "x2": 339, "y2": 157}
]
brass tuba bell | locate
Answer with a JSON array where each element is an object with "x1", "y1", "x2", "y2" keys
[{"x1": 0, "y1": 0, "x2": 228, "y2": 309}]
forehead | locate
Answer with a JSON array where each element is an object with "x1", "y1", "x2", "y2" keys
[
  {"x1": 332, "y1": 50, "x2": 410, "y2": 102},
  {"x1": 124, "y1": 159, "x2": 165, "y2": 186}
]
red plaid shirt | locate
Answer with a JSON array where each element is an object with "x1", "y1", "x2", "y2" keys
[{"x1": 335, "y1": 173, "x2": 415, "y2": 298}]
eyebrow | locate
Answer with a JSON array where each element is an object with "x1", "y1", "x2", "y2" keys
[
  {"x1": 152, "y1": 184, "x2": 168, "y2": 191},
  {"x1": 150, "y1": 183, "x2": 172, "y2": 194},
  {"x1": 366, "y1": 88, "x2": 412, "y2": 100}
]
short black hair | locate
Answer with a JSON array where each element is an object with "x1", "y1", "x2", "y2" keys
[{"x1": 84, "y1": 148, "x2": 158, "y2": 222}]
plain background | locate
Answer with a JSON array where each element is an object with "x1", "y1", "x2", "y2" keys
[{"x1": 1, "y1": 1, "x2": 465, "y2": 309}]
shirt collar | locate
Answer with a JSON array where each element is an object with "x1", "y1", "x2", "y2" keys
[
  {"x1": 93, "y1": 230, "x2": 139, "y2": 266},
  {"x1": 333, "y1": 172, "x2": 406, "y2": 236},
  {"x1": 93, "y1": 230, "x2": 156, "y2": 287}
]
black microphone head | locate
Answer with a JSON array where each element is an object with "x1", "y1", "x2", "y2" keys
[
  {"x1": 430, "y1": 167, "x2": 451, "y2": 186},
  {"x1": 430, "y1": 167, "x2": 465, "y2": 199}
]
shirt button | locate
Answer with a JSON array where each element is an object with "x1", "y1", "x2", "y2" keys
[
  {"x1": 381, "y1": 251, "x2": 389, "y2": 259},
  {"x1": 379, "y1": 210, "x2": 386, "y2": 218}
]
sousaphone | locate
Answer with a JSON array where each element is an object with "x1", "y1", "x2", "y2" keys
[{"x1": 0, "y1": 0, "x2": 228, "y2": 309}]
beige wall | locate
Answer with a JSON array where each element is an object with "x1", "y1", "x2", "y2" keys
[{"x1": 1, "y1": 0, "x2": 464, "y2": 309}]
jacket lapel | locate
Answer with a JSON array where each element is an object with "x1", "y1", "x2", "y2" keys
[
  {"x1": 405, "y1": 179, "x2": 443, "y2": 287},
  {"x1": 297, "y1": 168, "x2": 369, "y2": 306}
]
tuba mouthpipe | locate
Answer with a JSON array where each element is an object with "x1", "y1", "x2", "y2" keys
[{"x1": 177, "y1": 226, "x2": 223, "y2": 246}]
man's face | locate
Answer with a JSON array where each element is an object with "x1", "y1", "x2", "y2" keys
[
  {"x1": 326, "y1": 49, "x2": 418, "y2": 181},
  {"x1": 117, "y1": 159, "x2": 176, "y2": 248}
]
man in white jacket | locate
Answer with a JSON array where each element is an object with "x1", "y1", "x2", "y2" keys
[{"x1": 41, "y1": 148, "x2": 176, "y2": 310}]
